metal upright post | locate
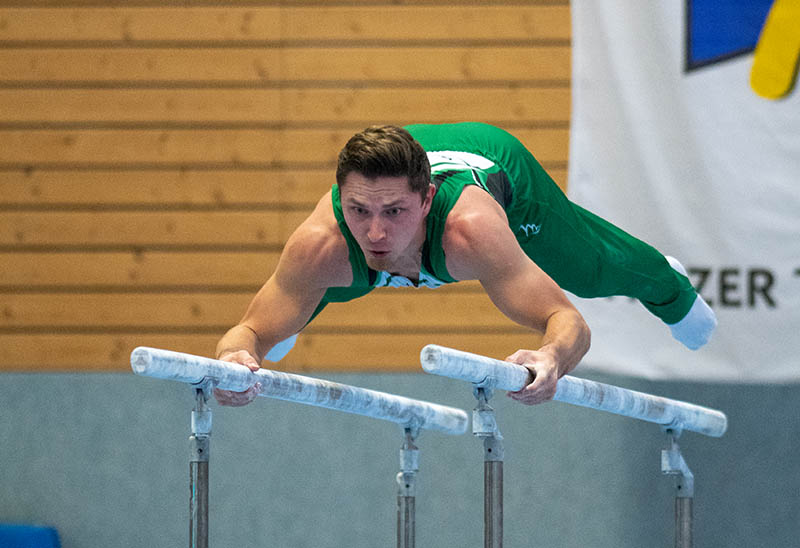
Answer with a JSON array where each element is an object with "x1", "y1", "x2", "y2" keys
[
  {"x1": 190, "y1": 387, "x2": 212, "y2": 548},
  {"x1": 473, "y1": 387, "x2": 504, "y2": 548},
  {"x1": 397, "y1": 427, "x2": 419, "y2": 548},
  {"x1": 661, "y1": 429, "x2": 694, "y2": 548}
]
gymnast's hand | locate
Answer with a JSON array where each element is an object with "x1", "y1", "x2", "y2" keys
[
  {"x1": 213, "y1": 350, "x2": 262, "y2": 407},
  {"x1": 504, "y1": 349, "x2": 559, "y2": 405}
]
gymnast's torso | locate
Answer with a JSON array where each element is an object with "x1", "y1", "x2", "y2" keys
[{"x1": 304, "y1": 122, "x2": 558, "y2": 323}]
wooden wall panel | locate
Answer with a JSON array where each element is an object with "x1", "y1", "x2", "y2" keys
[
  {"x1": 0, "y1": 169, "x2": 339, "y2": 206},
  {"x1": 1, "y1": 289, "x2": 511, "y2": 329},
  {"x1": 0, "y1": 6, "x2": 570, "y2": 42},
  {"x1": 0, "y1": 47, "x2": 569, "y2": 83},
  {"x1": 0, "y1": 128, "x2": 569, "y2": 165},
  {"x1": 0, "y1": 168, "x2": 568, "y2": 206},
  {"x1": 2, "y1": 251, "x2": 282, "y2": 287},
  {"x1": 0, "y1": 88, "x2": 570, "y2": 123},
  {"x1": 1, "y1": 1, "x2": 568, "y2": 372},
  {"x1": 1, "y1": 332, "x2": 537, "y2": 372},
  {"x1": 0, "y1": 211, "x2": 306, "y2": 246}
]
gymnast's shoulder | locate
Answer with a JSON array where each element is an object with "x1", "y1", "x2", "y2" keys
[
  {"x1": 277, "y1": 190, "x2": 352, "y2": 289},
  {"x1": 441, "y1": 185, "x2": 514, "y2": 281}
]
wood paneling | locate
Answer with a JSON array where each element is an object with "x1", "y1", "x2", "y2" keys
[
  {"x1": 0, "y1": 47, "x2": 570, "y2": 83},
  {"x1": 0, "y1": 128, "x2": 569, "y2": 165},
  {"x1": 0, "y1": 6, "x2": 569, "y2": 42},
  {"x1": 0, "y1": 332, "x2": 540, "y2": 372},
  {"x1": 1, "y1": 1, "x2": 569, "y2": 372},
  {"x1": 0, "y1": 211, "x2": 308, "y2": 246},
  {"x1": 0, "y1": 88, "x2": 570, "y2": 123},
  {"x1": 0, "y1": 168, "x2": 567, "y2": 206},
  {"x1": 0, "y1": 169, "x2": 335, "y2": 206},
  {"x1": 0, "y1": 290, "x2": 513, "y2": 329},
  {"x1": 1, "y1": 251, "x2": 281, "y2": 286}
]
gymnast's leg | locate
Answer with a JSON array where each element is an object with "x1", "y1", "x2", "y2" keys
[
  {"x1": 485, "y1": 126, "x2": 716, "y2": 349},
  {"x1": 407, "y1": 122, "x2": 716, "y2": 348}
]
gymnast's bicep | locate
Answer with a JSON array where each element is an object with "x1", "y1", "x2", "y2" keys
[{"x1": 240, "y1": 224, "x2": 348, "y2": 350}]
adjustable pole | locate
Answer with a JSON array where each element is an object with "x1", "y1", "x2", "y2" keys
[
  {"x1": 473, "y1": 388, "x2": 504, "y2": 548},
  {"x1": 397, "y1": 427, "x2": 419, "y2": 548},
  {"x1": 190, "y1": 387, "x2": 211, "y2": 548},
  {"x1": 662, "y1": 429, "x2": 694, "y2": 548}
]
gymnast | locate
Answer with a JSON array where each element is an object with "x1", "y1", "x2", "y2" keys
[{"x1": 213, "y1": 123, "x2": 716, "y2": 407}]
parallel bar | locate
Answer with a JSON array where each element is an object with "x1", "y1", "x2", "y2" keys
[
  {"x1": 420, "y1": 345, "x2": 727, "y2": 437},
  {"x1": 131, "y1": 346, "x2": 468, "y2": 435}
]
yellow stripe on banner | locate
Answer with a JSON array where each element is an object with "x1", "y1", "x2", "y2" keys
[{"x1": 750, "y1": 0, "x2": 800, "y2": 99}]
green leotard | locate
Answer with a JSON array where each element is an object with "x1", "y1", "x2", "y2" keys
[{"x1": 310, "y1": 122, "x2": 697, "y2": 326}]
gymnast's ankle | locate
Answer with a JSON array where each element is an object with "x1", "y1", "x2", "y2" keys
[{"x1": 664, "y1": 256, "x2": 717, "y2": 349}]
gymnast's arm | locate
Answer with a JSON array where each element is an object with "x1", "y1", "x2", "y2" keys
[
  {"x1": 442, "y1": 187, "x2": 591, "y2": 405},
  {"x1": 213, "y1": 192, "x2": 352, "y2": 406}
]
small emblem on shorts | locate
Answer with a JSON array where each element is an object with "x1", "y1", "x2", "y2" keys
[{"x1": 519, "y1": 223, "x2": 541, "y2": 236}]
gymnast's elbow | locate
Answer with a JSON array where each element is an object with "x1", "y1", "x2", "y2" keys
[
  {"x1": 562, "y1": 306, "x2": 592, "y2": 361},
  {"x1": 578, "y1": 313, "x2": 592, "y2": 357}
]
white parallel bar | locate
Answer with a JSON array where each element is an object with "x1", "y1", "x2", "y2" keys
[
  {"x1": 131, "y1": 347, "x2": 468, "y2": 435},
  {"x1": 420, "y1": 345, "x2": 727, "y2": 438}
]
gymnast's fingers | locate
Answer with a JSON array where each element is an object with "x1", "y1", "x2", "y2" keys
[
  {"x1": 218, "y1": 349, "x2": 260, "y2": 372},
  {"x1": 214, "y1": 382, "x2": 261, "y2": 407},
  {"x1": 507, "y1": 354, "x2": 558, "y2": 405},
  {"x1": 212, "y1": 351, "x2": 262, "y2": 406}
]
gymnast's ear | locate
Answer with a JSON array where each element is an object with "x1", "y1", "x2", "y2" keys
[{"x1": 422, "y1": 183, "x2": 436, "y2": 206}]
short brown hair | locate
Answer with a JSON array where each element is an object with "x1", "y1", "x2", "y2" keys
[{"x1": 336, "y1": 125, "x2": 431, "y2": 200}]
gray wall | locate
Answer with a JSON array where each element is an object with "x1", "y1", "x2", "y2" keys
[{"x1": 1, "y1": 371, "x2": 798, "y2": 548}]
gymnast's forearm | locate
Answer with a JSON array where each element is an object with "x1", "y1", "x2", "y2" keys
[{"x1": 538, "y1": 308, "x2": 591, "y2": 378}]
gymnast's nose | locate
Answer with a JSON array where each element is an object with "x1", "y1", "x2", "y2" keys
[{"x1": 367, "y1": 216, "x2": 387, "y2": 242}]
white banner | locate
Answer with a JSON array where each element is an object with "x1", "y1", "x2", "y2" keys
[{"x1": 568, "y1": 1, "x2": 800, "y2": 382}]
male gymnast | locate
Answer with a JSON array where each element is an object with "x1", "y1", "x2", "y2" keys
[{"x1": 213, "y1": 123, "x2": 716, "y2": 407}]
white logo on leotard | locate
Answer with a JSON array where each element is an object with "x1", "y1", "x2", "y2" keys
[{"x1": 519, "y1": 223, "x2": 541, "y2": 236}]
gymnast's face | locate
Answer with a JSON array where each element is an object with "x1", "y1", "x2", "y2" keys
[{"x1": 339, "y1": 172, "x2": 435, "y2": 273}]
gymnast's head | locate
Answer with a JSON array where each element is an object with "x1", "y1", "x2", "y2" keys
[{"x1": 336, "y1": 125, "x2": 432, "y2": 203}]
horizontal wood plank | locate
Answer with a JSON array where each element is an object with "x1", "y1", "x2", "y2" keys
[
  {"x1": 0, "y1": 6, "x2": 569, "y2": 42},
  {"x1": 0, "y1": 0, "x2": 567, "y2": 6},
  {"x1": 0, "y1": 332, "x2": 542, "y2": 372},
  {"x1": 2, "y1": 251, "x2": 281, "y2": 286},
  {"x1": 1, "y1": 211, "x2": 309, "y2": 246},
  {"x1": 0, "y1": 88, "x2": 570, "y2": 124},
  {"x1": 0, "y1": 290, "x2": 516, "y2": 329},
  {"x1": 0, "y1": 169, "x2": 336, "y2": 207},
  {"x1": 0, "y1": 128, "x2": 569, "y2": 165},
  {"x1": 0, "y1": 251, "x2": 485, "y2": 289},
  {"x1": 0, "y1": 167, "x2": 568, "y2": 206},
  {"x1": 0, "y1": 47, "x2": 570, "y2": 82}
]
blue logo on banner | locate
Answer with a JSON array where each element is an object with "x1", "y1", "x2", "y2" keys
[{"x1": 685, "y1": 0, "x2": 773, "y2": 70}]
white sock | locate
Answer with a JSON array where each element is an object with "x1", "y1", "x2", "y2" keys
[
  {"x1": 664, "y1": 256, "x2": 717, "y2": 350},
  {"x1": 665, "y1": 255, "x2": 688, "y2": 276}
]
